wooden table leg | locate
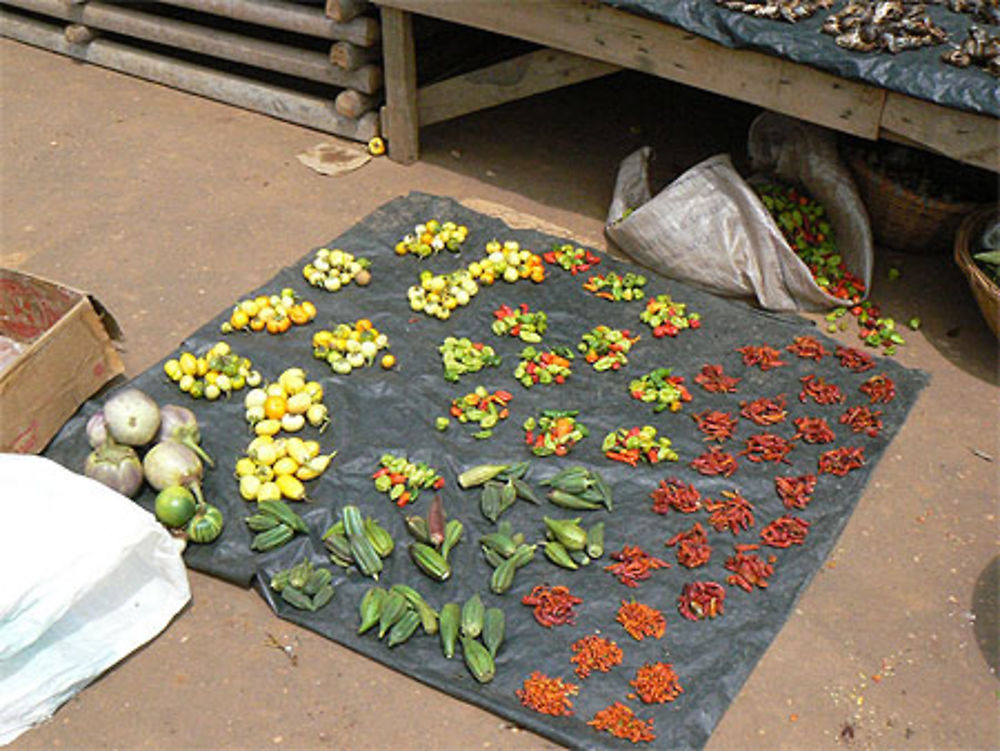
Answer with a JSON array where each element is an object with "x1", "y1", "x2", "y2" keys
[{"x1": 380, "y1": 6, "x2": 418, "y2": 164}]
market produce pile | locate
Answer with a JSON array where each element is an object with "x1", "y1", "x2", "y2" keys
[{"x1": 45, "y1": 193, "x2": 927, "y2": 750}]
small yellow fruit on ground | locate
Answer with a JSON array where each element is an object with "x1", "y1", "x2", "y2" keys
[
  {"x1": 381, "y1": 353, "x2": 396, "y2": 369},
  {"x1": 368, "y1": 137, "x2": 386, "y2": 156}
]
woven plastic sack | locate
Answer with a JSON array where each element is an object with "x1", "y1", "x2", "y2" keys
[
  {"x1": 0, "y1": 454, "x2": 190, "y2": 744},
  {"x1": 605, "y1": 112, "x2": 873, "y2": 311}
]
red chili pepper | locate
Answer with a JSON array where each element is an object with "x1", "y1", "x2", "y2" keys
[
  {"x1": 725, "y1": 546, "x2": 775, "y2": 591},
  {"x1": 690, "y1": 446, "x2": 739, "y2": 477},
  {"x1": 630, "y1": 662, "x2": 683, "y2": 704},
  {"x1": 740, "y1": 394, "x2": 787, "y2": 426},
  {"x1": 787, "y1": 335, "x2": 828, "y2": 361},
  {"x1": 677, "y1": 581, "x2": 726, "y2": 621},
  {"x1": 704, "y1": 489, "x2": 755, "y2": 534},
  {"x1": 835, "y1": 345, "x2": 875, "y2": 373},
  {"x1": 859, "y1": 373, "x2": 896, "y2": 404},
  {"x1": 522, "y1": 584, "x2": 583, "y2": 628},
  {"x1": 799, "y1": 374, "x2": 845, "y2": 405},
  {"x1": 739, "y1": 433, "x2": 795, "y2": 463},
  {"x1": 737, "y1": 344, "x2": 786, "y2": 371},
  {"x1": 840, "y1": 405, "x2": 883, "y2": 437},
  {"x1": 665, "y1": 522, "x2": 712, "y2": 568},
  {"x1": 792, "y1": 416, "x2": 836, "y2": 444},
  {"x1": 760, "y1": 515, "x2": 810, "y2": 548},
  {"x1": 650, "y1": 477, "x2": 702, "y2": 514},
  {"x1": 774, "y1": 474, "x2": 817, "y2": 509},
  {"x1": 691, "y1": 410, "x2": 738, "y2": 442},
  {"x1": 818, "y1": 446, "x2": 865, "y2": 476},
  {"x1": 570, "y1": 635, "x2": 623, "y2": 679},
  {"x1": 616, "y1": 599, "x2": 666, "y2": 641},
  {"x1": 605, "y1": 545, "x2": 671, "y2": 587},
  {"x1": 694, "y1": 363, "x2": 741, "y2": 393}
]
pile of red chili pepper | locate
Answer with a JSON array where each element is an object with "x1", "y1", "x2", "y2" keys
[
  {"x1": 665, "y1": 522, "x2": 713, "y2": 568},
  {"x1": 799, "y1": 374, "x2": 845, "y2": 405},
  {"x1": 678, "y1": 581, "x2": 726, "y2": 621},
  {"x1": 818, "y1": 446, "x2": 865, "y2": 476},
  {"x1": 860, "y1": 373, "x2": 897, "y2": 404},
  {"x1": 516, "y1": 671, "x2": 579, "y2": 716},
  {"x1": 630, "y1": 662, "x2": 684, "y2": 704},
  {"x1": 786, "y1": 335, "x2": 828, "y2": 361},
  {"x1": 578, "y1": 325, "x2": 639, "y2": 371},
  {"x1": 691, "y1": 446, "x2": 739, "y2": 477},
  {"x1": 605, "y1": 545, "x2": 671, "y2": 587},
  {"x1": 588, "y1": 702, "x2": 656, "y2": 743},
  {"x1": 740, "y1": 433, "x2": 795, "y2": 463},
  {"x1": 835, "y1": 345, "x2": 875, "y2": 373},
  {"x1": 692, "y1": 410, "x2": 739, "y2": 442},
  {"x1": 629, "y1": 368, "x2": 691, "y2": 413},
  {"x1": 725, "y1": 544, "x2": 776, "y2": 591},
  {"x1": 523, "y1": 409, "x2": 588, "y2": 457},
  {"x1": 543, "y1": 243, "x2": 601, "y2": 275},
  {"x1": 513, "y1": 346, "x2": 573, "y2": 388},
  {"x1": 694, "y1": 363, "x2": 741, "y2": 393},
  {"x1": 840, "y1": 405, "x2": 883, "y2": 437},
  {"x1": 639, "y1": 293, "x2": 701, "y2": 337},
  {"x1": 522, "y1": 584, "x2": 583, "y2": 627},
  {"x1": 602, "y1": 426, "x2": 678, "y2": 466},
  {"x1": 754, "y1": 181, "x2": 866, "y2": 304},
  {"x1": 705, "y1": 489, "x2": 756, "y2": 534},
  {"x1": 760, "y1": 515, "x2": 811, "y2": 548},
  {"x1": 617, "y1": 599, "x2": 666, "y2": 641},
  {"x1": 775, "y1": 474, "x2": 817, "y2": 509},
  {"x1": 570, "y1": 635, "x2": 624, "y2": 678},
  {"x1": 740, "y1": 395, "x2": 788, "y2": 426},
  {"x1": 793, "y1": 416, "x2": 836, "y2": 444},
  {"x1": 737, "y1": 344, "x2": 786, "y2": 371},
  {"x1": 582, "y1": 271, "x2": 647, "y2": 302},
  {"x1": 650, "y1": 477, "x2": 703, "y2": 514}
]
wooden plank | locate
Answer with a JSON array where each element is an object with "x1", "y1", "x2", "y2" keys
[
  {"x1": 329, "y1": 39, "x2": 379, "y2": 70},
  {"x1": 157, "y1": 0, "x2": 380, "y2": 45},
  {"x1": 380, "y1": 6, "x2": 418, "y2": 163},
  {"x1": 377, "y1": 0, "x2": 885, "y2": 139},
  {"x1": 7, "y1": 0, "x2": 383, "y2": 93},
  {"x1": 880, "y1": 92, "x2": 999, "y2": 173},
  {"x1": 1, "y1": 9, "x2": 381, "y2": 141},
  {"x1": 325, "y1": 0, "x2": 370, "y2": 23},
  {"x1": 335, "y1": 87, "x2": 379, "y2": 117},
  {"x1": 418, "y1": 47, "x2": 618, "y2": 127}
]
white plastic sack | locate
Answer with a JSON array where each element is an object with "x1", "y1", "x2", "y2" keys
[
  {"x1": 0, "y1": 454, "x2": 190, "y2": 745},
  {"x1": 605, "y1": 112, "x2": 873, "y2": 311}
]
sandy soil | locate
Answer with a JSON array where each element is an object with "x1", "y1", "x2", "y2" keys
[{"x1": 2, "y1": 38, "x2": 998, "y2": 751}]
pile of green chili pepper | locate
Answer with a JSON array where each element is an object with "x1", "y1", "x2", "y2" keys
[
  {"x1": 542, "y1": 243, "x2": 601, "y2": 275},
  {"x1": 492, "y1": 303, "x2": 548, "y2": 342},
  {"x1": 579, "y1": 326, "x2": 639, "y2": 371},
  {"x1": 372, "y1": 453, "x2": 445, "y2": 507},
  {"x1": 582, "y1": 271, "x2": 647, "y2": 302},
  {"x1": 513, "y1": 346, "x2": 574, "y2": 388},
  {"x1": 628, "y1": 368, "x2": 692, "y2": 413},
  {"x1": 439, "y1": 337, "x2": 501, "y2": 382},
  {"x1": 601, "y1": 426, "x2": 678, "y2": 466},
  {"x1": 441, "y1": 387, "x2": 513, "y2": 438},
  {"x1": 523, "y1": 410, "x2": 589, "y2": 457},
  {"x1": 639, "y1": 294, "x2": 701, "y2": 337}
]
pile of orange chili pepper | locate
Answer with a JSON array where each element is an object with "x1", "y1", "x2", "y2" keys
[
  {"x1": 840, "y1": 405, "x2": 883, "y2": 437},
  {"x1": 617, "y1": 599, "x2": 666, "y2": 641},
  {"x1": 860, "y1": 373, "x2": 897, "y2": 404},
  {"x1": 605, "y1": 545, "x2": 671, "y2": 587},
  {"x1": 818, "y1": 445, "x2": 865, "y2": 476},
  {"x1": 775, "y1": 474, "x2": 817, "y2": 509},
  {"x1": 786, "y1": 335, "x2": 828, "y2": 361},
  {"x1": 705, "y1": 489, "x2": 756, "y2": 534},
  {"x1": 737, "y1": 344, "x2": 786, "y2": 371},
  {"x1": 522, "y1": 584, "x2": 583, "y2": 627},
  {"x1": 650, "y1": 477, "x2": 703, "y2": 514},
  {"x1": 666, "y1": 522, "x2": 713, "y2": 568},
  {"x1": 570, "y1": 635, "x2": 624, "y2": 678},
  {"x1": 694, "y1": 363, "x2": 741, "y2": 393},
  {"x1": 740, "y1": 433, "x2": 795, "y2": 464},
  {"x1": 678, "y1": 580, "x2": 726, "y2": 621},
  {"x1": 588, "y1": 702, "x2": 656, "y2": 743},
  {"x1": 793, "y1": 416, "x2": 836, "y2": 444},
  {"x1": 760, "y1": 515, "x2": 811, "y2": 548},
  {"x1": 799, "y1": 374, "x2": 845, "y2": 405},
  {"x1": 725, "y1": 544, "x2": 776, "y2": 591},
  {"x1": 630, "y1": 662, "x2": 684, "y2": 704},
  {"x1": 692, "y1": 410, "x2": 739, "y2": 442},
  {"x1": 691, "y1": 446, "x2": 739, "y2": 477},
  {"x1": 740, "y1": 395, "x2": 788, "y2": 426},
  {"x1": 516, "y1": 672, "x2": 578, "y2": 716}
]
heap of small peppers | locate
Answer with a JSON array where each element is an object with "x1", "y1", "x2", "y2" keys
[
  {"x1": 639, "y1": 293, "x2": 701, "y2": 337},
  {"x1": 602, "y1": 426, "x2": 678, "y2": 466},
  {"x1": 583, "y1": 271, "x2": 647, "y2": 302},
  {"x1": 523, "y1": 410, "x2": 588, "y2": 457},
  {"x1": 579, "y1": 326, "x2": 639, "y2": 371},
  {"x1": 513, "y1": 346, "x2": 574, "y2": 387},
  {"x1": 492, "y1": 303, "x2": 548, "y2": 342},
  {"x1": 628, "y1": 368, "x2": 692, "y2": 413},
  {"x1": 372, "y1": 453, "x2": 445, "y2": 507},
  {"x1": 543, "y1": 243, "x2": 601, "y2": 274}
]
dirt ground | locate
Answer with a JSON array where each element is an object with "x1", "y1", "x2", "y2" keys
[{"x1": 3, "y1": 39, "x2": 998, "y2": 751}]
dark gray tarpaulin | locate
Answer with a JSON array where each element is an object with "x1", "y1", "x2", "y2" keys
[
  {"x1": 46, "y1": 193, "x2": 927, "y2": 749},
  {"x1": 602, "y1": 0, "x2": 999, "y2": 117}
]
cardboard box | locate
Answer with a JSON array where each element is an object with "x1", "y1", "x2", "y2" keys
[{"x1": 0, "y1": 269, "x2": 124, "y2": 453}]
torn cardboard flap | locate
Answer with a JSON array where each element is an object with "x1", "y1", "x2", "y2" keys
[{"x1": 0, "y1": 269, "x2": 123, "y2": 453}]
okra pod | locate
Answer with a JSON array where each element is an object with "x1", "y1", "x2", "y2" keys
[
  {"x1": 387, "y1": 610, "x2": 422, "y2": 648},
  {"x1": 281, "y1": 585, "x2": 315, "y2": 611},
  {"x1": 310, "y1": 584, "x2": 335, "y2": 610},
  {"x1": 358, "y1": 586, "x2": 386, "y2": 635},
  {"x1": 461, "y1": 636, "x2": 496, "y2": 684},
  {"x1": 461, "y1": 593, "x2": 485, "y2": 639},
  {"x1": 439, "y1": 602, "x2": 461, "y2": 658},
  {"x1": 483, "y1": 608, "x2": 505, "y2": 658},
  {"x1": 544, "y1": 540, "x2": 579, "y2": 570}
]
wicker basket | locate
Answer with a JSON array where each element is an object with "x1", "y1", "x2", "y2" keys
[
  {"x1": 954, "y1": 207, "x2": 999, "y2": 338},
  {"x1": 849, "y1": 152, "x2": 986, "y2": 255}
]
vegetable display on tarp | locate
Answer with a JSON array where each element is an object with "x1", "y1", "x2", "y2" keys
[{"x1": 44, "y1": 193, "x2": 927, "y2": 751}]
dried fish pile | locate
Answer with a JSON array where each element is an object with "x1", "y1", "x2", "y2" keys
[
  {"x1": 935, "y1": 0, "x2": 1000, "y2": 25},
  {"x1": 941, "y1": 24, "x2": 1000, "y2": 74},
  {"x1": 822, "y1": 1, "x2": 948, "y2": 53},
  {"x1": 715, "y1": 0, "x2": 834, "y2": 22}
]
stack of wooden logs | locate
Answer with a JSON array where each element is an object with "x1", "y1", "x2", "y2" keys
[{"x1": 0, "y1": 0, "x2": 384, "y2": 141}]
